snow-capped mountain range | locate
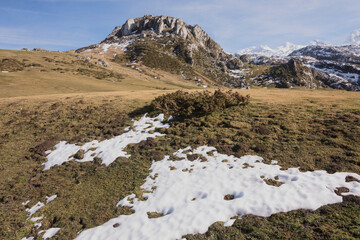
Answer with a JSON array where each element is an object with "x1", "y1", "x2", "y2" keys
[
  {"x1": 236, "y1": 30, "x2": 360, "y2": 57},
  {"x1": 236, "y1": 40, "x2": 329, "y2": 57}
]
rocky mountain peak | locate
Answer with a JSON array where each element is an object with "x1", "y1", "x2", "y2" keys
[{"x1": 103, "y1": 15, "x2": 221, "y2": 50}]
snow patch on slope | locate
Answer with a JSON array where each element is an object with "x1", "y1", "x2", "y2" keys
[
  {"x1": 43, "y1": 114, "x2": 169, "y2": 170},
  {"x1": 22, "y1": 195, "x2": 58, "y2": 239},
  {"x1": 101, "y1": 39, "x2": 135, "y2": 53},
  {"x1": 21, "y1": 237, "x2": 34, "y2": 240},
  {"x1": 25, "y1": 195, "x2": 57, "y2": 218},
  {"x1": 42, "y1": 228, "x2": 61, "y2": 239},
  {"x1": 26, "y1": 202, "x2": 45, "y2": 218},
  {"x1": 76, "y1": 146, "x2": 360, "y2": 240}
]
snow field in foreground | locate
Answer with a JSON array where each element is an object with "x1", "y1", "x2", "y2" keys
[
  {"x1": 22, "y1": 114, "x2": 169, "y2": 239},
  {"x1": 76, "y1": 146, "x2": 360, "y2": 240},
  {"x1": 43, "y1": 114, "x2": 169, "y2": 170}
]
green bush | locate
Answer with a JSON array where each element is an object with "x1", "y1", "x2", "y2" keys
[{"x1": 150, "y1": 90, "x2": 250, "y2": 118}]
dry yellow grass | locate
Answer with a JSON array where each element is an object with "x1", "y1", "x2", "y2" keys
[{"x1": 0, "y1": 49, "x2": 203, "y2": 98}]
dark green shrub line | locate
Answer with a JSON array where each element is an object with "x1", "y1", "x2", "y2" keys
[{"x1": 149, "y1": 90, "x2": 250, "y2": 119}]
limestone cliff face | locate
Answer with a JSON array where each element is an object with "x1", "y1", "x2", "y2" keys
[{"x1": 103, "y1": 15, "x2": 221, "y2": 51}]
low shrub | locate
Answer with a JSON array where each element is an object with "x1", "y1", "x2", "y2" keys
[
  {"x1": 0, "y1": 58, "x2": 24, "y2": 72},
  {"x1": 149, "y1": 90, "x2": 250, "y2": 118}
]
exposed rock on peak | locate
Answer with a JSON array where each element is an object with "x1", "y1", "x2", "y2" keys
[{"x1": 103, "y1": 15, "x2": 221, "y2": 51}]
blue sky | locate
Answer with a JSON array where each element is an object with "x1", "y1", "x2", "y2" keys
[{"x1": 0, "y1": 0, "x2": 359, "y2": 52}]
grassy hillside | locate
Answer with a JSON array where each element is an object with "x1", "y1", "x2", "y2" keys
[
  {"x1": 1, "y1": 85, "x2": 359, "y2": 239},
  {"x1": 0, "y1": 49, "x2": 203, "y2": 98}
]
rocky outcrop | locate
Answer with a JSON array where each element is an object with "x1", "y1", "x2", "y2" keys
[
  {"x1": 76, "y1": 55, "x2": 90, "y2": 62},
  {"x1": 252, "y1": 59, "x2": 358, "y2": 90},
  {"x1": 288, "y1": 45, "x2": 360, "y2": 90},
  {"x1": 252, "y1": 56, "x2": 287, "y2": 65},
  {"x1": 95, "y1": 59, "x2": 108, "y2": 67},
  {"x1": 102, "y1": 15, "x2": 222, "y2": 51},
  {"x1": 121, "y1": 18, "x2": 136, "y2": 36},
  {"x1": 269, "y1": 59, "x2": 326, "y2": 89},
  {"x1": 238, "y1": 54, "x2": 251, "y2": 63},
  {"x1": 32, "y1": 48, "x2": 50, "y2": 52},
  {"x1": 75, "y1": 44, "x2": 100, "y2": 53}
]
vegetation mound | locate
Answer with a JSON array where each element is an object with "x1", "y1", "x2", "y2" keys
[
  {"x1": 0, "y1": 58, "x2": 24, "y2": 72},
  {"x1": 149, "y1": 90, "x2": 250, "y2": 118}
]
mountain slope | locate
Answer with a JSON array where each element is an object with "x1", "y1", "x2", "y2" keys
[
  {"x1": 0, "y1": 48, "x2": 203, "y2": 98},
  {"x1": 76, "y1": 15, "x2": 247, "y2": 88}
]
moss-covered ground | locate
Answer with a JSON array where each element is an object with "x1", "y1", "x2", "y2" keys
[{"x1": 0, "y1": 89, "x2": 359, "y2": 239}]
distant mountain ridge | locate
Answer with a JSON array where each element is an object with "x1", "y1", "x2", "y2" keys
[
  {"x1": 236, "y1": 40, "x2": 330, "y2": 57},
  {"x1": 290, "y1": 45, "x2": 360, "y2": 64},
  {"x1": 236, "y1": 29, "x2": 360, "y2": 58}
]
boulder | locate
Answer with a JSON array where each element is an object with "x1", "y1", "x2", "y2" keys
[
  {"x1": 238, "y1": 54, "x2": 251, "y2": 63},
  {"x1": 226, "y1": 58, "x2": 243, "y2": 70},
  {"x1": 95, "y1": 59, "x2": 109, "y2": 67},
  {"x1": 121, "y1": 18, "x2": 137, "y2": 36}
]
